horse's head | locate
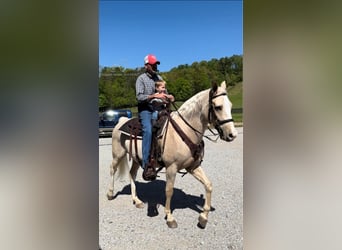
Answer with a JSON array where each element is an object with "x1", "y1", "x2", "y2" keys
[{"x1": 208, "y1": 81, "x2": 238, "y2": 142}]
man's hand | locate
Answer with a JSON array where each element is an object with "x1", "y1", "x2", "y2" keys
[
  {"x1": 149, "y1": 93, "x2": 174, "y2": 103},
  {"x1": 153, "y1": 93, "x2": 166, "y2": 99}
]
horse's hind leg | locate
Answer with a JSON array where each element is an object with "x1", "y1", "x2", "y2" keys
[
  {"x1": 106, "y1": 158, "x2": 120, "y2": 200},
  {"x1": 129, "y1": 160, "x2": 144, "y2": 208},
  {"x1": 189, "y1": 166, "x2": 213, "y2": 229}
]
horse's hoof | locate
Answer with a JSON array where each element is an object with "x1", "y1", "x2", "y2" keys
[
  {"x1": 106, "y1": 193, "x2": 114, "y2": 200},
  {"x1": 197, "y1": 215, "x2": 207, "y2": 229},
  {"x1": 135, "y1": 202, "x2": 144, "y2": 209},
  {"x1": 167, "y1": 220, "x2": 178, "y2": 228}
]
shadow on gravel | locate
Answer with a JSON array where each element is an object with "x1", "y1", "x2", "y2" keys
[{"x1": 112, "y1": 180, "x2": 215, "y2": 217}]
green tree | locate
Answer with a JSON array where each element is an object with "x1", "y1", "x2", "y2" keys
[{"x1": 168, "y1": 77, "x2": 192, "y2": 101}]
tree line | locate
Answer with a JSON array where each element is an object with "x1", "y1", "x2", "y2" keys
[{"x1": 99, "y1": 55, "x2": 242, "y2": 110}]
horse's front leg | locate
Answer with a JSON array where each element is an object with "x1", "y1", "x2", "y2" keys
[
  {"x1": 164, "y1": 166, "x2": 178, "y2": 228},
  {"x1": 129, "y1": 160, "x2": 144, "y2": 208},
  {"x1": 190, "y1": 166, "x2": 212, "y2": 229}
]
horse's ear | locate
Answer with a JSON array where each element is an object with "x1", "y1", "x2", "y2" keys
[
  {"x1": 221, "y1": 81, "x2": 227, "y2": 89},
  {"x1": 211, "y1": 81, "x2": 218, "y2": 92}
]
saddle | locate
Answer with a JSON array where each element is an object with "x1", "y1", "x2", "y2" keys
[
  {"x1": 119, "y1": 117, "x2": 143, "y2": 138},
  {"x1": 118, "y1": 111, "x2": 169, "y2": 139}
]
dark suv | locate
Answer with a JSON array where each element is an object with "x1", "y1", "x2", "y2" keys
[{"x1": 99, "y1": 109, "x2": 132, "y2": 137}]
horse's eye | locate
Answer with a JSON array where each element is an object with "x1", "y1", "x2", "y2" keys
[{"x1": 214, "y1": 106, "x2": 222, "y2": 111}]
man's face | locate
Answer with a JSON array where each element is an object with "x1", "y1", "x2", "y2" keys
[
  {"x1": 145, "y1": 63, "x2": 158, "y2": 74},
  {"x1": 151, "y1": 63, "x2": 158, "y2": 72}
]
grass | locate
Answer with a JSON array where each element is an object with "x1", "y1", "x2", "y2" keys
[
  {"x1": 227, "y1": 81, "x2": 243, "y2": 109},
  {"x1": 227, "y1": 82, "x2": 243, "y2": 123}
]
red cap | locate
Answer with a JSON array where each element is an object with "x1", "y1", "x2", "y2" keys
[{"x1": 144, "y1": 54, "x2": 160, "y2": 65}]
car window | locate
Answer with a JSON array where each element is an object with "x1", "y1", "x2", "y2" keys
[
  {"x1": 103, "y1": 113, "x2": 116, "y2": 121},
  {"x1": 99, "y1": 110, "x2": 132, "y2": 123}
]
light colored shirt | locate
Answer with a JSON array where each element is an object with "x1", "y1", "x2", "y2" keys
[{"x1": 135, "y1": 73, "x2": 163, "y2": 103}]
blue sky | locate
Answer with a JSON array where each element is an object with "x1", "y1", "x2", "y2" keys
[{"x1": 99, "y1": 1, "x2": 243, "y2": 72}]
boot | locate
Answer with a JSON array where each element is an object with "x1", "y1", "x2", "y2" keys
[{"x1": 142, "y1": 158, "x2": 157, "y2": 181}]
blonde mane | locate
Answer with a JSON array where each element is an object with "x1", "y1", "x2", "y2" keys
[{"x1": 175, "y1": 89, "x2": 210, "y2": 122}]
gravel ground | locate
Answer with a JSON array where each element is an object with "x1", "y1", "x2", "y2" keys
[{"x1": 99, "y1": 127, "x2": 243, "y2": 250}]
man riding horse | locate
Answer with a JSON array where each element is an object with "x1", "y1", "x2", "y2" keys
[{"x1": 135, "y1": 54, "x2": 174, "y2": 181}]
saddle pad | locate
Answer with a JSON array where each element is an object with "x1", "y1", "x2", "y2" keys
[{"x1": 118, "y1": 117, "x2": 143, "y2": 138}]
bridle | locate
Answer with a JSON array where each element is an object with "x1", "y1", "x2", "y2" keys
[{"x1": 208, "y1": 89, "x2": 234, "y2": 138}]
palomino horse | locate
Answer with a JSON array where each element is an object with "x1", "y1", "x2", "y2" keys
[{"x1": 106, "y1": 81, "x2": 238, "y2": 228}]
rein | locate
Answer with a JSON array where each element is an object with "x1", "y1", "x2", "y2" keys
[{"x1": 171, "y1": 102, "x2": 220, "y2": 142}]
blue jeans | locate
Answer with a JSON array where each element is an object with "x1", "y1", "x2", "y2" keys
[
  {"x1": 151, "y1": 110, "x2": 158, "y2": 121},
  {"x1": 139, "y1": 110, "x2": 153, "y2": 169}
]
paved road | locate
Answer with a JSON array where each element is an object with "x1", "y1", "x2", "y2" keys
[{"x1": 99, "y1": 127, "x2": 243, "y2": 250}]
